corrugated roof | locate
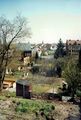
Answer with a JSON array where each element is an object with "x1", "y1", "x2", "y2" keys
[{"x1": 17, "y1": 42, "x2": 31, "y2": 51}]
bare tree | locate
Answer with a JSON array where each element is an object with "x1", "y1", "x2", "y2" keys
[{"x1": 0, "y1": 15, "x2": 31, "y2": 90}]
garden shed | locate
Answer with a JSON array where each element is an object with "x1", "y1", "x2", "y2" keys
[{"x1": 16, "y1": 79, "x2": 32, "y2": 99}]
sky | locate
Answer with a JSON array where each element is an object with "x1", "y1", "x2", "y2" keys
[{"x1": 0, "y1": 0, "x2": 81, "y2": 43}]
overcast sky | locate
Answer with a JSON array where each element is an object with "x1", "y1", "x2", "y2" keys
[{"x1": 0, "y1": 0, "x2": 81, "y2": 43}]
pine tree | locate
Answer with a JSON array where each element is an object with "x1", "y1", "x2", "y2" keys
[
  {"x1": 54, "y1": 38, "x2": 65, "y2": 59},
  {"x1": 78, "y1": 48, "x2": 81, "y2": 69},
  {"x1": 35, "y1": 51, "x2": 39, "y2": 63}
]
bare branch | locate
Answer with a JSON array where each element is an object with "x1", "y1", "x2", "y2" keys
[{"x1": 0, "y1": 15, "x2": 31, "y2": 90}]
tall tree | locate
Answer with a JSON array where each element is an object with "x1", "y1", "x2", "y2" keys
[
  {"x1": 54, "y1": 38, "x2": 65, "y2": 59},
  {"x1": 35, "y1": 51, "x2": 39, "y2": 63},
  {"x1": 64, "y1": 60, "x2": 81, "y2": 101},
  {"x1": 78, "y1": 48, "x2": 81, "y2": 69},
  {"x1": 0, "y1": 15, "x2": 31, "y2": 90},
  {"x1": 77, "y1": 48, "x2": 81, "y2": 103}
]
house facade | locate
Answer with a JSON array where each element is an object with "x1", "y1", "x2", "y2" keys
[
  {"x1": 17, "y1": 42, "x2": 32, "y2": 64},
  {"x1": 66, "y1": 40, "x2": 81, "y2": 55}
]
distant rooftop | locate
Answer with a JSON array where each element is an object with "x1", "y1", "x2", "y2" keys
[
  {"x1": 17, "y1": 42, "x2": 31, "y2": 51},
  {"x1": 66, "y1": 40, "x2": 81, "y2": 45}
]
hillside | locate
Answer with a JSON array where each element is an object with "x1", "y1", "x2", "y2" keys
[{"x1": 0, "y1": 91, "x2": 80, "y2": 120}]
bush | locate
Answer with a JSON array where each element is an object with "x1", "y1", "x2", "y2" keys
[
  {"x1": 0, "y1": 91, "x2": 16, "y2": 98},
  {"x1": 15, "y1": 103, "x2": 28, "y2": 112},
  {"x1": 31, "y1": 65, "x2": 39, "y2": 74},
  {"x1": 63, "y1": 59, "x2": 81, "y2": 99},
  {"x1": 0, "y1": 96, "x2": 6, "y2": 101},
  {"x1": 76, "y1": 90, "x2": 81, "y2": 97},
  {"x1": 15, "y1": 99, "x2": 55, "y2": 115}
]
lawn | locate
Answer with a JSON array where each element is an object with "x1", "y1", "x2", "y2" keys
[
  {"x1": 32, "y1": 84, "x2": 51, "y2": 93},
  {"x1": 5, "y1": 72, "x2": 63, "y2": 94}
]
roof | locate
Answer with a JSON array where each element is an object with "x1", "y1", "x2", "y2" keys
[
  {"x1": 17, "y1": 42, "x2": 31, "y2": 51},
  {"x1": 66, "y1": 40, "x2": 81, "y2": 45},
  {"x1": 16, "y1": 79, "x2": 30, "y2": 85}
]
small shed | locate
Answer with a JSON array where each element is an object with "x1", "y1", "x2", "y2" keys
[{"x1": 16, "y1": 80, "x2": 32, "y2": 99}]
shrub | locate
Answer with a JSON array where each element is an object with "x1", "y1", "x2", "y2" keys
[
  {"x1": 76, "y1": 90, "x2": 81, "y2": 97},
  {"x1": 15, "y1": 103, "x2": 28, "y2": 112},
  {"x1": 0, "y1": 96, "x2": 6, "y2": 101},
  {"x1": 15, "y1": 99, "x2": 55, "y2": 115},
  {"x1": 31, "y1": 65, "x2": 39, "y2": 74}
]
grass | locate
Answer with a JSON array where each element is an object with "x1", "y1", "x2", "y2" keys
[
  {"x1": 0, "y1": 90, "x2": 55, "y2": 114},
  {"x1": 0, "y1": 91, "x2": 16, "y2": 98},
  {"x1": 5, "y1": 73, "x2": 62, "y2": 94},
  {"x1": 0, "y1": 92, "x2": 55, "y2": 120},
  {"x1": 5, "y1": 71, "x2": 24, "y2": 80},
  {"x1": 32, "y1": 84, "x2": 51, "y2": 93},
  {"x1": 14, "y1": 98, "x2": 55, "y2": 115},
  {"x1": 27, "y1": 74, "x2": 62, "y2": 93},
  {"x1": 0, "y1": 96, "x2": 6, "y2": 101}
]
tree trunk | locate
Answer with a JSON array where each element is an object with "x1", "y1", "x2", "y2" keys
[
  {"x1": 71, "y1": 89, "x2": 76, "y2": 102},
  {"x1": 80, "y1": 97, "x2": 81, "y2": 105},
  {"x1": 0, "y1": 68, "x2": 6, "y2": 91},
  {"x1": 0, "y1": 80, "x2": 3, "y2": 91},
  {"x1": 0, "y1": 50, "x2": 8, "y2": 91}
]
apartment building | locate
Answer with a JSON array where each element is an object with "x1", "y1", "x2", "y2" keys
[{"x1": 66, "y1": 40, "x2": 81, "y2": 55}]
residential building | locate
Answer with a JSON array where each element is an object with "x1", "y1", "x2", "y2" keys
[
  {"x1": 17, "y1": 42, "x2": 32, "y2": 63},
  {"x1": 66, "y1": 40, "x2": 81, "y2": 55}
]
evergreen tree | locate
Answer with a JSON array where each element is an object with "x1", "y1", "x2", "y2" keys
[
  {"x1": 35, "y1": 51, "x2": 39, "y2": 63},
  {"x1": 78, "y1": 48, "x2": 81, "y2": 69},
  {"x1": 54, "y1": 38, "x2": 65, "y2": 59},
  {"x1": 77, "y1": 48, "x2": 81, "y2": 103},
  {"x1": 64, "y1": 60, "x2": 81, "y2": 101}
]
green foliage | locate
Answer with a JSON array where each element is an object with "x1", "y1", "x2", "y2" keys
[
  {"x1": 0, "y1": 96, "x2": 6, "y2": 101},
  {"x1": 32, "y1": 84, "x2": 51, "y2": 94},
  {"x1": 0, "y1": 91, "x2": 16, "y2": 98},
  {"x1": 31, "y1": 65, "x2": 39, "y2": 74},
  {"x1": 15, "y1": 99, "x2": 55, "y2": 114},
  {"x1": 41, "y1": 51, "x2": 47, "y2": 56},
  {"x1": 54, "y1": 57, "x2": 67, "y2": 69},
  {"x1": 78, "y1": 48, "x2": 81, "y2": 70},
  {"x1": 79, "y1": 49, "x2": 81, "y2": 64},
  {"x1": 5, "y1": 92, "x2": 16, "y2": 98},
  {"x1": 35, "y1": 52, "x2": 39, "y2": 60},
  {"x1": 63, "y1": 59, "x2": 81, "y2": 98},
  {"x1": 76, "y1": 90, "x2": 81, "y2": 97},
  {"x1": 54, "y1": 38, "x2": 65, "y2": 59},
  {"x1": 15, "y1": 102, "x2": 28, "y2": 112}
]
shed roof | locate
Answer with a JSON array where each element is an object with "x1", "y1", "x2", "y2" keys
[{"x1": 16, "y1": 79, "x2": 30, "y2": 85}]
